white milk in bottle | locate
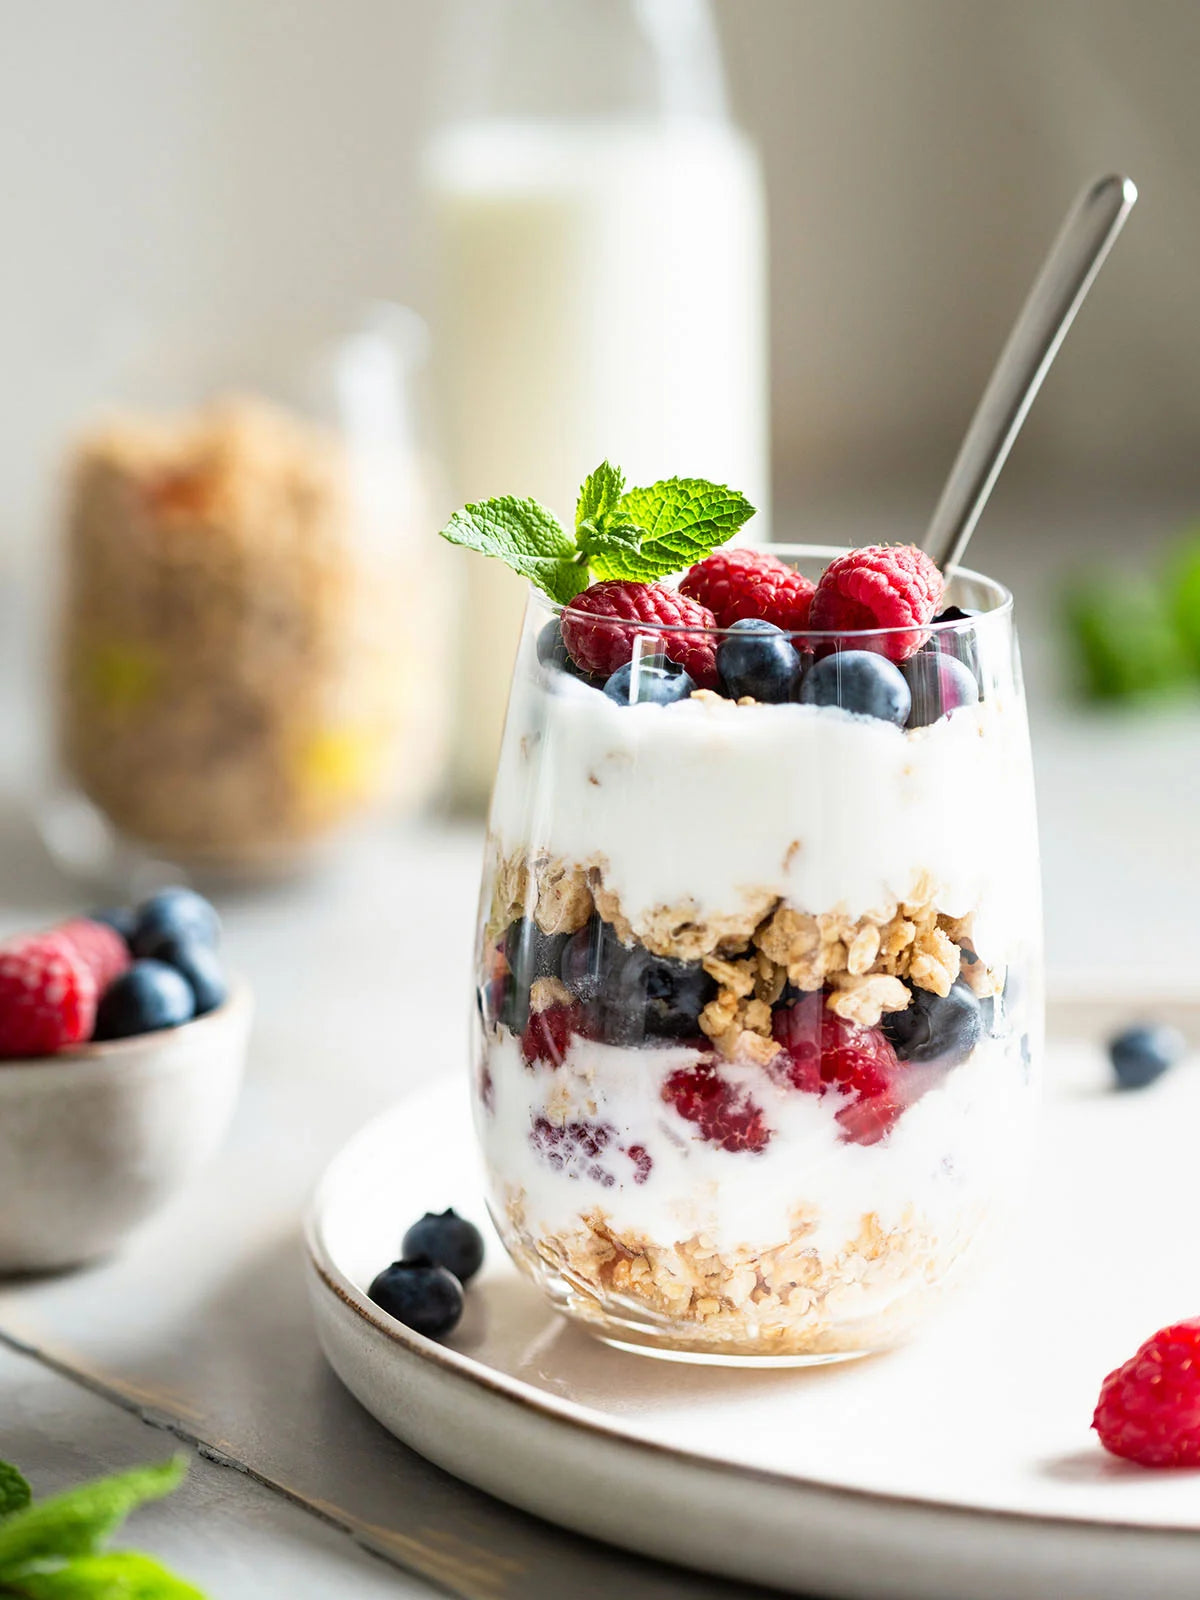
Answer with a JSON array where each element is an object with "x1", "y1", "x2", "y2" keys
[{"x1": 425, "y1": 3, "x2": 769, "y2": 805}]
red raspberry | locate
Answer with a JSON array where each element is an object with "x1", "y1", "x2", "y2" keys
[
  {"x1": 55, "y1": 918, "x2": 132, "y2": 993},
  {"x1": 809, "y1": 545, "x2": 944, "y2": 662},
  {"x1": 771, "y1": 994, "x2": 903, "y2": 1146},
  {"x1": 1093, "y1": 1319, "x2": 1200, "y2": 1466},
  {"x1": 521, "y1": 1002, "x2": 588, "y2": 1068},
  {"x1": 662, "y1": 1061, "x2": 771, "y2": 1153},
  {"x1": 0, "y1": 932, "x2": 98, "y2": 1058},
  {"x1": 680, "y1": 548, "x2": 815, "y2": 632},
  {"x1": 530, "y1": 1117, "x2": 651, "y2": 1186},
  {"x1": 561, "y1": 581, "x2": 718, "y2": 687}
]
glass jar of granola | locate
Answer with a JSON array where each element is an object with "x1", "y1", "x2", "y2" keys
[
  {"x1": 55, "y1": 312, "x2": 448, "y2": 877},
  {"x1": 473, "y1": 549, "x2": 1041, "y2": 1363}
]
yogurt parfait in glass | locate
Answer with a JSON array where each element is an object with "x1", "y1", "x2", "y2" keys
[{"x1": 448, "y1": 466, "x2": 1041, "y2": 1363}]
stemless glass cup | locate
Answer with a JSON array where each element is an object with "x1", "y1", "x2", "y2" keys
[{"x1": 472, "y1": 548, "x2": 1042, "y2": 1364}]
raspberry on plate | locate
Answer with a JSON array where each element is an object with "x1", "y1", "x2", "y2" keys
[
  {"x1": 55, "y1": 917, "x2": 133, "y2": 992},
  {"x1": 1093, "y1": 1319, "x2": 1200, "y2": 1466},
  {"x1": 680, "y1": 548, "x2": 815, "y2": 632},
  {"x1": 772, "y1": 993, "x2": 903, "y2": 1145},
  {"x1": 0, "y1": 932, "x2": 98, "y2": 1058},
  {"x1": 561, "y1": 581, "x2": 718, "y2": 687},
  {"x1": 809, "y1": 544, "x2": 944, "y2": 662},
  {"x1": 661, "y1": 1061, "x2": 771, "y2": 1153}
]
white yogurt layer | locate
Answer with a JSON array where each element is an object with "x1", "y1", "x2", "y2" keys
[
  {"x1": 490, "y1": 673, "x2": 1040, "y2": 967},
  {"x1": 478, "y1": 1029, "x2": 1034, "y2": 1261}
]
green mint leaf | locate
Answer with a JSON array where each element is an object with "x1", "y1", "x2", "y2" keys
[
  {"x1": 0, "y1": 1460, "x2": 187, "y2": 1579},
  {"x1": 576, "y1": 516, "x2": 642, "y2": 562},
  {"x1": 590, "y1": 478, "x2": 755, "y2": 582},
  {"x1": 1165, "y1": 532, "x2": 1200, "y2": 672},
  {"x1": 4, "y1": 1550, "x2": 206, "y2": 1599},
  {"x1": 439, "y1": 497, "x2": 587, "y2": 605},
  {"x1": 575, "y1": 461, "x2": 626, "y2": 534},
  {"x1": 1062, "y1": 577, "x2": 1191, "y2": 702},
  {"x1": 0, "y1": 1464, "x2": 32, "y2": 1522}
]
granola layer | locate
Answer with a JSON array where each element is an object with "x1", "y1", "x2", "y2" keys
[{"x1": 499, "y1": 1193, "x2": 987, "y2": 1357}]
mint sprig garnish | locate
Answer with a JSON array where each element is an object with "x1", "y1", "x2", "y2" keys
[
  {"x1": 438, "y1": 461, "x2": 755, "y2": 601},
  {"x1": 439, "y1": 495, "x2": 589, "y2": 606},
  {"x1": 0, "y1": 1455, "x2": 204, "y2": 1599}
]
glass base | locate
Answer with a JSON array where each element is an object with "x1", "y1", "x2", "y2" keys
[{"x1": 591, "y1": 1328, "x2": 875, "y2": 1368}]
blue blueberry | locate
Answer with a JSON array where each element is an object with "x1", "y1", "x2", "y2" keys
[
  {"x1": 716, "y1": 619, "x2": 801, "y2": 703},
  {"x1": 402, "y1": 1209, "x2": 485, "y2": 1284},
  {"x1": 537, "y1": 618, "x2": 572, "y2": 671},
  {"x1": 368, "y1": 1257, "x2": 464, "y2": 1338},
  {"x1": 93, "y1": 960, "x2": 196, "y2": 1040},
  {"x1": 131, "y1": 888, "x2": 220, "y2": 957},
  {"x1": 798, "y1": 649, "x2": 911, "y2": 725},
  {"x1": 1109, "y1": 1023, "x2": 1185, "y2": 1090},
  {"x1": 603, "y1": 656, "x2": 695, "y2": 706},
  {"x1": 537, "y1": 619, "x2": 605, "y2": 687},
  {"x1": 882, "y1": 981, "x2": 981, "y2": 1068},
  {"x1": 500, "y1": 917, "x2": 570, "y2": 1032},
  {"x1": 559, "y1": 917, "x2": 627, "y2": 1006},
  {"x1": 933, "y1": 606, "x2": 980, "y2": 625},
  {"x1": 89, "y1": 906, "x2": 136, "y2": 947},
  {"x1": 904, "y1": 650, "x2": 980, "y2": 729},
  {"x1": 147, "y1": 935, "x2": 228, "y2": 1016},
  {"x1": 601, "y1": 947, "x2": 716, "y2": 1044}
]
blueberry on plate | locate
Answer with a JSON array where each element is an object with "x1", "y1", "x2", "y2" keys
[
  {"x1": 402, "y1": 1209, "x2": 485, "y2": 1284},
  {"x1": 798, "y1": 649, "x2": 911, "y2": 726},
  {"x1": 1109, "y1": 1022, "x2": 1186, "y2": 1090},
  {"x1": 882, "y1": 981, "x2": 982, "y2": 1068},
  {"x1": 93, "y1": 960, "x2": 196, "y2": 1040},
  {"x1": 602, "y1": 947, "x2": 715, "y2": 1044},
  {"x1": 604, "y1": 656, "x2": 695, "y2": 706},
  {"x1": 715, "y1": 619, "x2": 801, "y2": 703},
  {"x1": 903, "y1": 649, "x2": 980, "y2": 729},
  {"x1": 131, "y1": 887, "x2": 220, "y2": 957},
  {"x1": 147, "y1": 935, "x2": 228, "y2": 1016},
  {"x1": 368, "y1": 1257, "x2": 464, "y2": 1338},
  {"x1": 89, "y1": 906, "x2": 137, "y2": 947}
]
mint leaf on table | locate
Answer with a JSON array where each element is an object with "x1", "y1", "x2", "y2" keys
[
  {"x1": 5, "y1": 1551, "x2": 205, "y2": 1600},
  {"x1": 0, "y1": 1459, "x2": 187, "y2": 1580},
  {"x1": 439, "y1": 497, "x2": 588, "y2": 605},
  {"x1": 1165, "y1": 533, "x2": 1200, "y2": 672},
  {"x1": 589, "y1": 478, "x2": 756, "y2": 582},
  {"x1": 1062, "y1": 577, "x2": 1192, "y2": 702},
  {"x1": 0, "y1": 1465, "x2": 32, "y2": 1523}
]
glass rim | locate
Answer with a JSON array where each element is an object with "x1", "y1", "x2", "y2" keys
[{"x1": 533, "y1": 542, "x2": 1014, "y2": 640}]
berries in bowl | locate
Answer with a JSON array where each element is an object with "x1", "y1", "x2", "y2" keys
[{"x1": 0, "y1": 888, "x2": 251, "y2": 1273}]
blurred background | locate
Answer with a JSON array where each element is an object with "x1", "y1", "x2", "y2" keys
[{"x1": 1, "y1": 0, "x2": 1198, "y2": 983}]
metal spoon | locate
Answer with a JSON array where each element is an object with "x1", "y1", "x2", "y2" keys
[{"x1": 923, "y1": 173, "x2": 1137, "y2": 573}]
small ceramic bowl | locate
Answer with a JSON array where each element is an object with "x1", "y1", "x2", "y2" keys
[{"x1": 0, "y1": 981, "x2": 252, "y2": 1273}]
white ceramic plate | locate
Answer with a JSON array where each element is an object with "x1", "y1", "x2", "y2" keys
[{"x1": 306, "y1": 1020, "x2": 1200, "y2": 1600}]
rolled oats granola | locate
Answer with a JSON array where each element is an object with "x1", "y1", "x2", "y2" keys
[{"x1": 59, "y1": 398, "x2": 444, "y2": 869}]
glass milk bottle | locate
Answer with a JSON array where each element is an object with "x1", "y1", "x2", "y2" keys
[{"x1": 424, "y1": 0, "x2": 769, "y2": 806}]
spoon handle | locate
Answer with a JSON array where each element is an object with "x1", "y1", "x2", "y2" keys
[{"x1": 923, "y1": 173, "x2": 1137, "y2": 573}]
